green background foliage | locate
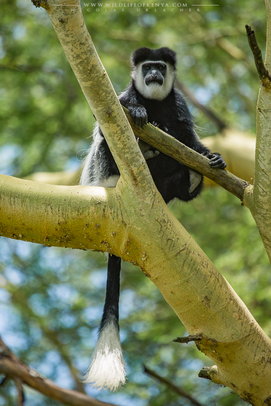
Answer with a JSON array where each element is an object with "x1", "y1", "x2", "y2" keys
[{"x1": 0, "y1": 0, "x2": 270, "y2": 405}]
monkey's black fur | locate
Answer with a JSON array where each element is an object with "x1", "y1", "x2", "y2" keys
[
  {"x1": 131, "y1": 46, "x2": 177, "y2": 67},
  {"x1": 121, "y1": 86, "x2": 206, "y2": 202},
  {"x1": 81, "y1": 47, "x2": 226, "y2": 390}
]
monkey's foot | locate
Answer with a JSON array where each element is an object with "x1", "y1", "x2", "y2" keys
[{"x1": 189, "y1": 169, "x2": 202, "y2": 193}]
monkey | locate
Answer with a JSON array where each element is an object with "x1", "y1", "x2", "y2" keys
[{"x1": 80, "y1": 47, "x2": 226, "y2": 391}]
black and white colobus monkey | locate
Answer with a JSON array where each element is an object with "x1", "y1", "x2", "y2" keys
[{"x1": 80, "y1": 47, "x2": 226, "y2": 391}]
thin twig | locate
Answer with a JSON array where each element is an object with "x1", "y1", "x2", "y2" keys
[
  {"x1": 143, "y1": 365, "x2": 205, "y2": 406},
  {"x1": 176, "y1": 80, "x2": 227, "y2": 132},
  {"x1": 14, "y1": 378, "x2": 25, "y2": 406},
  {"x1": 173, "y1": 335, "x2": 202, "y2": 344},
  {"x1": 0, "y1": 337, "x2": 115, "y2": 406},
  {"x1": 245, "y1": 25, "x2": 271, "y2": 88},
  {"x1": 198, "y1": 367, "x2": 212, "y2": 381}
]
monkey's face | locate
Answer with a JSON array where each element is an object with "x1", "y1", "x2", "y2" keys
[
  {"x1": 132, "y1": 60, "x2": 175, "y2": 101},
  {"x1": 142, "y1": 62, "x2": 166, "y2": 86}
]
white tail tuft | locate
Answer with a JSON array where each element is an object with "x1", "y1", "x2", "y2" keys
[{"x1": 83, "y1": 320, "x2": 126, "y2": 391}]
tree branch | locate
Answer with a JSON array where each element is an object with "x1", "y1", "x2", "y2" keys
[
  {"x1": 173, "y1": 334, "x2": 202, "y2": 344},
  {"x1": 0, "y1": 338, "x2": 116, "y2": 406},
  {"x1": 1, "y1": 275, "x2": 86, "y2": 393},
  {"x1": 244, "y1": 13, "x2": 271, "y2": 261},
  {"x1": 245, "y1": 24, "x2": 271, "y2": 88},
  {"x1": 25, "y1": 168, "x2": 81, "y2": 186},
  {"x1": 143, "y1": 365, "x2": 205, "y2": 406},
  {"x1": 175, "y1": 80, "x2": 227, "y2": 131},
  {"x1": 25, "y1": 125, "x2": 252, "y2": 204},
  {"x1": 124, "y1": 109, "x2": 249, "y2": 203}
]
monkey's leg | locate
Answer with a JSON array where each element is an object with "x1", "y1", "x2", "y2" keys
[
  {"x1": 138, "y1": 139, "x2": 159, "y2": 159},
  {"x1": 83, "y1": 255, "x2": 126, "y2": 391},
  {"x1": 189, "y1": 169, "x2": 203, "y2": 193}
]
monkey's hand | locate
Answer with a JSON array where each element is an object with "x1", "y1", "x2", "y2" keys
[
  {"x1": 127, "y1": 104, "x2": 148, "y2": 128},
  {"x1": 138, "y1": 139, "x2": 160, "y2": 160},
  {"x1": 203, "y1": 152, "x2": 227, "y2": 169}
]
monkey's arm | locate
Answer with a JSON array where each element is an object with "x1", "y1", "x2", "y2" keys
[
  {"x1": 119, "y1": 84, "x2": 148, "y2": 128},
  {"x1": 193, "y1": 137, "x2": 227, "y2": 170},
  {"x1": 119, "y1": 84, "x2": 160, "y2": 159}
]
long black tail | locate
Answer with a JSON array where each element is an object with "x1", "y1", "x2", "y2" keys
[
  {"x1": 100, "y1": 254, "x2": 121, "y2": 331},
  {"x1": 83, "y1": 254, "x2": 126, "y2": 391}
]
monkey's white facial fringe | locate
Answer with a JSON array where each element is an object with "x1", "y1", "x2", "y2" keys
[
  {"x1": 132, "y1": 61, "x2": 175, "y2": 101},
  {"x1": 83, "y1": 321, "x2": 126, "y2": 391}
]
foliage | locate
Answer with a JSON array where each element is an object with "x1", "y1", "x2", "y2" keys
[{"x1": 0, "y1": 0, "x2": 269, "y2": 405}]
